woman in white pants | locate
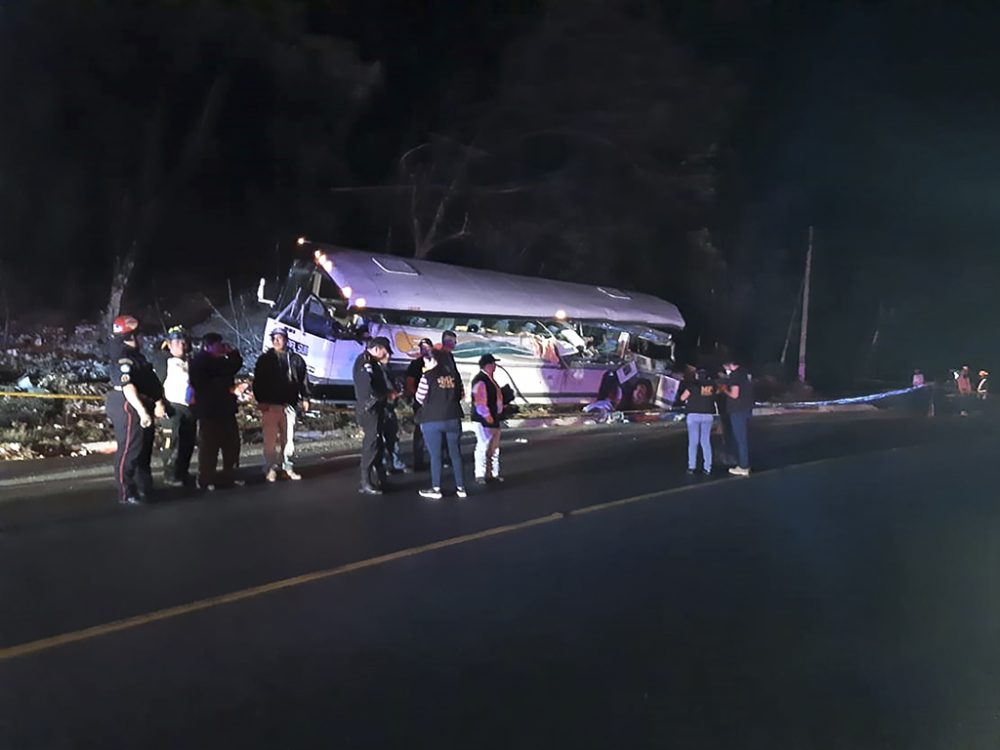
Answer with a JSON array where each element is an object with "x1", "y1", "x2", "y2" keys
[{"x1": 471, "y1": 354, "x2": 505, "y2": 484}]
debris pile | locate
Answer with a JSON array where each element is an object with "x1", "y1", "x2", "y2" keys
[{"x1": 0, "y1": 324, "x2": 109, "y2": 459}]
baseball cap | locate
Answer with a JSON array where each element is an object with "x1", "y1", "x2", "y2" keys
[
  {"x1": 478, "y1": 353, "x2": 499, "y2": 367},
  {"x1": 166, "y1": 325, "x2": 188, "y2": 341},
  {"x1": 370, "y1": 336, "x2": 392, "y2": 353},
  {"x1": 269, "y1": 327, "x2": 289, "y2": 340}
]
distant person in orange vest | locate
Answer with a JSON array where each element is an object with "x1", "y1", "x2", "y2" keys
[
  {"x1": 956, "y1": 365, "x2": 973, "y2": 416},
  {"x1": 956, "y1": 365, "x2": 973, "y2": 395}
]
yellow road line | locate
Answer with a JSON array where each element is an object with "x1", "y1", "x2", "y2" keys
[
  {"x1": 0, "y1": 439, "x2": 909, "y2": 663},
  {"x1": 0, "y1": 477, "x2": 693, "y2": 663},
  {"x1": 0, "y1": 513, "x2": 565, "y2": 662}
]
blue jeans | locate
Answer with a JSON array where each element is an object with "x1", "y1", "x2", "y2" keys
[
  {"x1": 728, "y1": 410, "x2": 751, "y2": 469},
  {"x1": 686, "y1": 413, "x2": 713, "y2": 471},
  {"x1": 420, "y1": 419, "x2": 465, "y2": 490}
]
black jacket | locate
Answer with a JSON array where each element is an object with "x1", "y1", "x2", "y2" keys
[
  {"x1": 189, "y1": 349, "x2": 243, "y2": 419},
  {"x1": 352, "y1": 351, "x2": 390, "y2": 411},
  {"x1": 253, "y1": 349, "x2": 310, "y2": 406},
  {"x1": 109, "y1": 341, "x2": 163, "y2": 403}
]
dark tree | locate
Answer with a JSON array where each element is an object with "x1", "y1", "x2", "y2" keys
[{"x1": 0, "y1": 0, "x2": 378, "y2": 326}]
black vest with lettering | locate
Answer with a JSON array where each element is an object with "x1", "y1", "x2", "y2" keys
[
  {"x1": 471, "y1": 371, "x2": 500, "y2": 425},
  {"x1": 416, "y1": 362, "x2": 464, "y2": 424},
  {"x1": 683, "y1": 376, "x2": 717, "y2": 415}
]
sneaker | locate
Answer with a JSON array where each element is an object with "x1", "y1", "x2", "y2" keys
[
  {"x1": 703, "y1": 468, "x2": 712, "y2": 476},
  {"x1": 686, "y1": 468, "x2": 697, "y2": 475},
  {"x1": 728, "y1": 466, "x2": 750, "y2": 477},
  {"x1": 119, "y1": 496, "x2": 142, "y2": 506},
  {"x1": 359, "y1": 484, "x2": 383, "y2": 496},
  {"x1": 475, "y1": 477, "x2": 488, "y2": 485},
  {"x1": 265, "y1": 468, "x2": 278, "y2": 483},
  {"x1": 284, "y1": 469, "x2": 302, "y2": 481},
  {"x1": 490, "y1": 476, "x2": 505, "y2": 484},
  {"x1": 419, "y1": 487, "x2": 443, "y2": 500},
  {"x1": 456, "y1": 487, "x2": 467, "y2": 499}
]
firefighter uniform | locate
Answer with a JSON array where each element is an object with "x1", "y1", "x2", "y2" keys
[
  {"x1": 353, "y1": 343, "x2": 392, "y2": 493},
  {"x1": 106, "y1": 339, "x2": 163, "y2": 504}
]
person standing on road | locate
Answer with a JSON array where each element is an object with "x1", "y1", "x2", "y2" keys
[
  {"x1": 352, "y1": 336, "x2": 392, "y2": 495},
  {"x1": 720, "y1": 357, "x2": 753, "y2": 477},
  {"x1": 189, "y1": 333, "x2": 244, "y2": 490},
  {"x1": 679, "y1": 368, "x2": 716, "y2": 476},
  {"x1": 471, "y1": 353, "x2": 504, "y2": 485},
  {"x1": 253, "y1": 327, "x2": 310, "y2": 483},
  {"x1": 956, "y1": 364, "x2": 973, "y2": 416},
  {"x1": 977, "y1": 370, "x2": 989, "y2": 400},
  {"x1": 404, "y1": 338, "x2": 434, "y2": 472},
  {"x1": 438, "y1": 330, "x2": 465, "y2": 399},
  {"x1": 415, "y1": 349, "x2": 467, "y2": 499},
  {"x1": 437, "y1": 329, "x2": 464, "y2": 470},
  {"x1": 155, "y1": 325, "x2": 197, "y2": 487},
  {"x1": 376, "y1": 346, "x2": 408, "y2": 475},
  {"x1": 106, "y1": 315, "x2": 168, "y2": 505}
]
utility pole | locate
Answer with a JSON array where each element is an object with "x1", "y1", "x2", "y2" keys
[
  {"x1": 780, "y1": 274, "x2": 804, "y2": 367},
  {"x1": 798, "y1": 225, "x2": 813, "y2": 383}
]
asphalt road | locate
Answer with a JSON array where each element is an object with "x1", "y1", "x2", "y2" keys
[{"x1": 1, "y1": 412, "x2": 998, "y2": 749}]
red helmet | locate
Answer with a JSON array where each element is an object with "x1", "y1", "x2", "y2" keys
[{"x1": 112, "y1": 315, "x2": 140, "y2": 336}]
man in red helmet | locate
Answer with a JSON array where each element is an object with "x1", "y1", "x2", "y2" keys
[{"x1": 106, "y1": 315, "x2": 167, "y2": 505}]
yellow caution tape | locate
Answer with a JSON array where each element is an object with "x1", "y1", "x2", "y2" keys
[{"x1": 0, "y1": 391, "x2": 105, "y2": 401}]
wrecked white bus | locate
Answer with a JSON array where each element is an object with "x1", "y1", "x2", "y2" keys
[{"x1": 258, "y1": 244, "x2": 686, "y2": 409}]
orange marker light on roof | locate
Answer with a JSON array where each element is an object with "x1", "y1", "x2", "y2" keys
[
  {"x1": 341, "y1": 285, "x2": 352, "y2": 299},
  {"x1": 555, "y1": 309, "x2": 567, "y2": 320},
  {"x1": 297, "y1": 236, "x2": 307, "y2": 246},
  {"x1": 354, "y1": 297, "x2": 367, "y2": 309}
]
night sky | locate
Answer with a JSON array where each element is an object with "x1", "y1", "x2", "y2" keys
[{"x1": 1, "y1": 0, "x2": 998, "y2": 388}]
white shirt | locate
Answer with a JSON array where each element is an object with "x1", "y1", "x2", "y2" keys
[{"x1": 164, "y1": 356, "x2": 193, "y2": 406}]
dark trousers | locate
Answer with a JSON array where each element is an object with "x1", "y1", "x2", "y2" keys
[
  {"x1": 106, "y1": 391, "x2": 154, "y2": 502},
  {"x1": 727, "y1": 410, "x2": 751, "y2": 469},
  {"x1": 198, "y1": 416, "x2": 240, "y2": 488},
  {"x1": 412, "y1": 422, "x2": 427, "y2": 470},
  {"x1": 382, "y1": 405, "x2": 405, "y2": 471},
  {"x1": 163, "y1": 402, "x2": 197, "y2": 481},
  {"x1": 411, "y1": 407, "x2": 427, "y2": 470},
  {"x1": 357, "y1": 406, "x2": 386, "y2": 488}
]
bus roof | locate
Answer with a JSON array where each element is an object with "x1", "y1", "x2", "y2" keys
[{"x1": 314, "y1": 246, "x2": 685, "y2": 329}]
